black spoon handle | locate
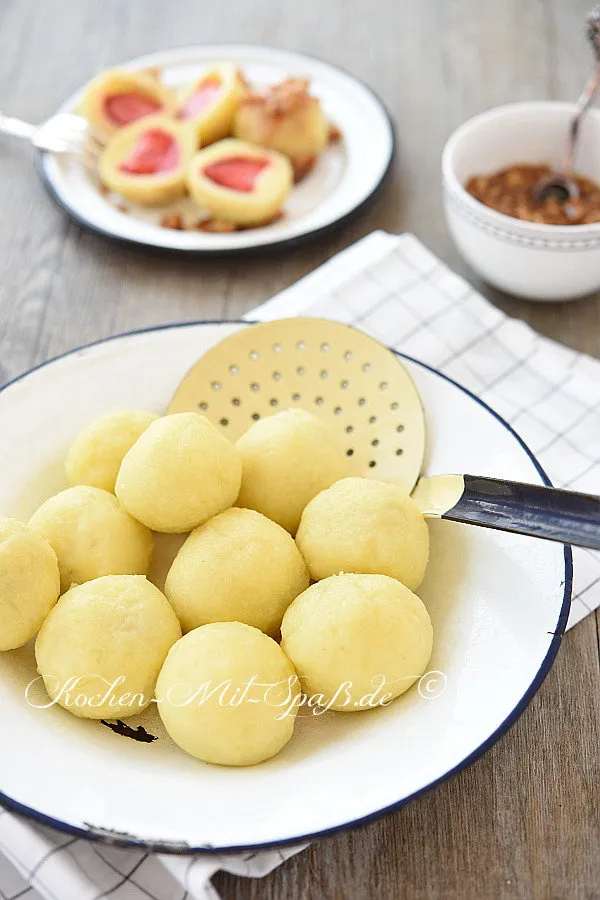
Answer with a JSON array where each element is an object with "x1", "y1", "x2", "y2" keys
[{"x1": 416, "y1": 475, "x2": 600, "y2": 550}]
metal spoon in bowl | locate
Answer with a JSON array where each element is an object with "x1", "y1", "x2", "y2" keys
[{"x1": 533, "y1": 5, "x2": 600, "y2": 210}]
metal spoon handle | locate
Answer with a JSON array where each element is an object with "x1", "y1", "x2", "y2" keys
[
  {"x1": 415, "y1": 475, "x2": 600, "y2": 550},
  {"x1": 564, "y1": 61, "x2": 600, "y2": 177}
]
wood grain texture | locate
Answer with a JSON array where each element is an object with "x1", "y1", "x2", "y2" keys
[{"x1": 0, "y1": 0, "x2": 598, "y2": 897}]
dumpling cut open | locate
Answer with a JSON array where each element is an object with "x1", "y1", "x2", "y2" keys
[
  {"x1": 99, "y1": 115, "x2": 196, "y2": 205},
  {"x1": 186, "y1": 138, "x2": 293, "y2": 226}
]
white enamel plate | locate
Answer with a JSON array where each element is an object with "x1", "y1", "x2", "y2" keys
[
  {"x1": 0, "y1": 322, "x2": 570, "y2": 853},
  {"x1": 40, "y1": 45, "x2": 395, "y2": 255}
]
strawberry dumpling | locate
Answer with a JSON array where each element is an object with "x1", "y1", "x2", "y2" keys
[
  {"x1": 99, "y1": 116, "x2": 196, "y2": 205},
  {"x1": 186, "y1": 138, "x2": 293, "y2": 226},
  {"x1": 176, "y1": 62, "x2": 245, "y2": 146},
  {"x1": 79, "y1": 68, "x2": 175, "y2": 138}
]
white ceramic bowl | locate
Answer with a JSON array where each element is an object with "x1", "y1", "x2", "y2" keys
[{"x1": 442, "y1": 102, "x2": 600, "y2": 301}]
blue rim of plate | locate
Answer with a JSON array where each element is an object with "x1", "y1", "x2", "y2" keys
[
  {"x1": 0, "y1": 319, "x2": 573, "y2": 854},
  {"x1": 37, "y1": 44, "x2": 396, "y2": 258}
]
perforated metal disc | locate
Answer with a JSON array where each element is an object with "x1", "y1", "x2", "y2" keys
[{"x1": 169, "y1": 318, "x2": 426, "y2": 493}]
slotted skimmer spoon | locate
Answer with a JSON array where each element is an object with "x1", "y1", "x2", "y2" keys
[{"x1": 169, "y1": 318, "x2": 600, "y2": 551}]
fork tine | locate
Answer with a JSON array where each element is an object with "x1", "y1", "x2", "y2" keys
[
  {"x1": 87, "y1": 135, "x2": 105, "y2": 156},
  {"x1": 81, "y1": 148, "x2": 101, "y2": 172},
  {"x1": 88, "y1": 124, "x2": 108, "y2": 145}
]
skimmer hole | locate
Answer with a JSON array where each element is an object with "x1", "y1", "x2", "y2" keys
[
  {"x1": 334, "y1": 406, "x2": 343, "y2": 415},
  {"x1": 320, "y1": 369, "x2": 328, "y2": 379},
  {"x1": 346, "y1": 448, "x2": 354, "y2": 456},
  {"x1": 250, "y1": 382, "x2": 260, "y2": 392},
  {"x1": 269, "y1": 397, "x2": 278, "y2": 407},
  {"x1": 379, "y1": 381, "x2": 388, "y2": 391},
  {"x1": 358, "y1": 397, "x2": 366, "y2": 407},
  {"x1": 251, "y1": 413, "x2": 260, "y2": 421},
  {"x1": 362, "y1": 362, "x2": 371, "y2": 373},
  {"x1": 371, "y1": 439, "x2": 379, "y2": 447},
  {"x1": 390, "y1": 401, "x2": 399, "y2": 410},
  {"x1": 346, "y1": 425, "x2": 354, "y2": 433},
  {"x1": 220, "y1": 418, "x2": 229, "y2": 427},
  {"x1": 272, "y1": 343, "x2": 283, "y2": 353},
  {"x1": 369, "y1": 415, "x2": 377, "y2": 424},
  {"x1": 198, "y1": 401, "x2": 208, "y2": 410},
  {"x1": 343, "y1": 350, "x2": 353, "y2": 361},
  {"x1": 292, "y1": 393, "x2": 301, "y2": 402},
  {"x1": 272, "y1": 371, "x2": 281, "y2": 381},
  {"x1": 396, "y1": 448, "x2": 404, "y2": 456},
  {"x1": 296, "y1": 366, "x2": 306, "y2": 376},
  {"x1": 211, "y1": 381, "x2": 221, "y2": 391},
  {"x1": 315, "y1": 396, "x2": 324, "y2": 406},
  {"x1": 296, "y1": 340, "x2": 306, "y2": 350},
  {"x1": 229, "y1": 364, "x2": 240, "y2": 375},
  {"x1": 249, "y1": 350, "x2": 260, "y2": 361},
  {"x1": 320, "y1": 342, "x2": 330, "y2": 352},
  {"x1": 231, "y1": 397, "x2": 241, "y2": 407},
  {"x1": 340, "y1": 379, "x2": 349, "y2": 390},
  {"x1": 368, "y1": 460, "x2": 377, "y2": 468},
  {"x1": 396, "y1": 424, "x2": 405, "y2": 433}
]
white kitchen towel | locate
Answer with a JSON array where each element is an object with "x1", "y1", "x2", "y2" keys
[{"x1": 1, "y1": 230, "x2": 598, "y2": 900}]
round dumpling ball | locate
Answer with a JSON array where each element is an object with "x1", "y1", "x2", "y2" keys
[
  {"x1": 296, "y1": 477, "x2": 429, "y2": 591},
  {"x1": 156, "y1": 622, "x2": 300, "y2": 766},
  {"x1": 235, "y1": 409, "x2": 351, "y2": 535},
  {"x1": 65, "y1": 408, "x2": 159, "y2": 493},
  {"x1": 29, "y1": 486, "x2": 152, "y2": 592},
  {"x1": 0, "y1": 518, "x2": 60, "y2": 651},
  {"x1": 165, "y1": 507, "x2": 309, "y2": 636},
  {"x1": 35, "y1": 574, "x2": 181, "y2": 719},
  {"x1": 281, "y1": 573, "x2": 433, "y2": 711},
  {"x1": 115, "y1": 413, "x2": 242, "y2": 533}
]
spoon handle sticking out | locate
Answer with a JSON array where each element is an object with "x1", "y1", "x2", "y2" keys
[{"x1": 413, "y1": 474, "x2": 600, "y2": 550}]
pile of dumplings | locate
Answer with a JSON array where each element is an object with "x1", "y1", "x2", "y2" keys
[{"x1": 1, "y1": 406, "x2": 433, "y2": 767}]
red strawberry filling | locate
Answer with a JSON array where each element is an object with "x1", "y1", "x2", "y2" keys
[
  {"x1": 119, "y1": 129, "x2": 180, "y2": 175},
  {"x1": 178, "y1": 77, "x2": 222, "y2": 119},
  {"x1": 104, "y1": 92, "x2": 161, "y2": 126},
  {"x1": 203, "y1": 156, "x2": 269, "y2": 192}
]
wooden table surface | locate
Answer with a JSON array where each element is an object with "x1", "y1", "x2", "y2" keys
[{"x1": 1, "y1": 1, "x2": 599, "y2": 897}]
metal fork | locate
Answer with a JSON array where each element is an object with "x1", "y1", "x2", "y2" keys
[{"x1": 0, "y1": 111, "x2": 104, "y2": 165}]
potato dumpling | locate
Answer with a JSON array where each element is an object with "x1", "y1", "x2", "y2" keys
[
  {"x1": 79, "y1": 68, "x2": 175, "y2": 137},
  {"x1": 35, "y1": 575, "x2": 181, "y2": 719},
  {"x1": 176, "y1": 62, "x2": 245, "y2": 146},
  {"x1": 115, "y1": 412, "x2": 241, "y2": 533},
  {"x1": 296, "y1": 477, "x2": 430, "y2": 591},
  {"x1": 281, "y1": 573, "x2": 433, "y2": 712},
  {"x1": 100, "y1": 116, "x2": 196, "y2": 206},
  {"x1": 0, "y1": 518, "x2": 60, "y2": 651},
  {"x1": 156, "y1": 622, "x2": 300, "y2": 766},
  {"x1": 65, "y1": 409, "x2": 159, "y2": 493},
  {"x1": 235, "y1": 408, "x2": 351, "y2": 535},
  {"x1": 186, "y1": 138, "x2": 293, "y2": 227},
  {"x1": 233, "y1": 78, "x2": 329, "y2": 178},
  {"x1": 165, "y1": 507, "x2": 309, "y2": 636},
  {"x1": 29, "y1": 486, "x2": 152, "y2": 593}
]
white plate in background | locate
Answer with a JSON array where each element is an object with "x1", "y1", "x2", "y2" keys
[{"x1": 40, "y1": 45, "x2": 395, "y2": 255}]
